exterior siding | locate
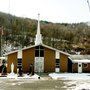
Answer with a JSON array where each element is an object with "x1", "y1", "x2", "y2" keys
[
  {"x1": 44, "y1": 48, "x2": 55, "y2": 72},
  {"x1": 7, "y1": 52, "x2": 17, "y2": 73},
  {"x1": 7, "y1": 45, "x2": 69, "y2": 73},
  {"x1": 60, "y1": 53, "x2": 68, "y2": 72},
  {"x1": 22, "y1": 48, "x2": 35, "y2": 73},
  {"x1": 82, "y1": 63, "x2": 90, "y2": 73},
  {"x1": 72, "y1": 63, "x2": 78, "y2": 73},
  {"x1": 72, "y1": 63, "x2": 90, "y2": 73}
]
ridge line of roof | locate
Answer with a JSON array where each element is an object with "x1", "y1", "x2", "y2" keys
[{"x1": 5, "y1": 44, "x2": 69, "y2": 56}]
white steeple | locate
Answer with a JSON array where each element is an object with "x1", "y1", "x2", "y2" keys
[{"x1": 35, "y1": 14, "x2": 42, "y2": 45}]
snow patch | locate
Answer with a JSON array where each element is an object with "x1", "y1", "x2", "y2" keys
[
  {"x1": 49, "y1": 73, "x2": 90, "y2": 80},
  {"x1": 75, "y1": 83, "x2": 90, "y2": 90},
  {"x1": 12, "y1": 83, "x2": 16, "y2": 86},
  {"x1": 49, "y1": 73, "x2": 90, "y2": 90}
]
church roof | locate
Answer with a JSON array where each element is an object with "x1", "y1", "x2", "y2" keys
[
  {"x1": 6, "y1": 43, "x2": 69, "y2": 56},
  {"x1": 23, "y1": 44, "x2": 69, "y2": 55}
]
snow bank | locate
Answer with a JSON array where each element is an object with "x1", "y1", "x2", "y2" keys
[
  {"x1": 49, "y1": 73, "x2": 90, "y2": 80},
  {"x1": 0, "y1": 74, "x2": 40, "y2": 80},
  {"x1": 49, "y1": 73, "x2": 90, "y2": 90},
  {"x1": 30, "y1": 74, "x2": 40, "y2": 79},
  {"x1": 7, "y1": 73, "x2": 18, "y2": 79},
  {"x1": 17, "y1": 74, "x2": 40, "y2": 79}
]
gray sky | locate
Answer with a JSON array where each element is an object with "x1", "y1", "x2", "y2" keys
[{"x1": 0, "y1": 0, "x2": 90, "y2": 23}]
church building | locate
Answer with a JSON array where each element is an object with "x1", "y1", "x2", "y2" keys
[{"x1": 6, "y1": 14, "x2": 70, "y2": 73}]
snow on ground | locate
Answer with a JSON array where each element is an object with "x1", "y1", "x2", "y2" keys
[
  {"x1": 63, "y1": 80, "x2": 90, "y2": 90},
  {"x1": 49, "y1": 73, "x2": 90, "y2": 90},
  {"x1": 0, "y1": 73, "x2": 90, "y2": 90},
  {"x1": 0, "y1": 74, "x2": 42, "y2": 89},
  {"x1": 49, "y1": 73, "x2": 90, "y2": 80},
  {"x1": 16, "y1": 74, "x2": 40, "y2": 79},
  {"x1": 1, "y1": 74, "x2": 40, "y2": 80}
]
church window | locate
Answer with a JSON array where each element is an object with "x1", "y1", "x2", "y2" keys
[
  {"x1": 56, "y1": 59, "x2": 60, "y2": 68},
  {"x1": 17, "y1": 58, "x2": 22, "y2": 68},
  {"x1": 35, "y1": 45, "x2": 44, "y2": 57}
]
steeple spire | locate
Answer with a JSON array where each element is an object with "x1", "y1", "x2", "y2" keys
[
  {"x1": 35, "y1": 14, "x2": 42, "y2": 45},
  {"x1": 37, "y1": 13, "x2": 40, "y2": 35}
]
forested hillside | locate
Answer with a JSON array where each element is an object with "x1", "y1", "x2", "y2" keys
[{"x1": 0, "y1": 12, "x2": 90, "y2": 55}]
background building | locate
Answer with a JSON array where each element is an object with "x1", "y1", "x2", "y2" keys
[{"x1": 70, "y1": 55, "x2": 90, "y2": 73}]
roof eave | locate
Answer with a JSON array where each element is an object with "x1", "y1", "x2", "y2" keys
[{"x1": 5, "y1": 43, "x2": 69, "y2": 56}]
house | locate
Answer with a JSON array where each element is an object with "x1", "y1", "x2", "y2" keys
[
  {"x1": 70, "y1": 55, "x2": 90, "y2": 73},
  {"x1": 6, "y1": 14, "x2": 70, "y2": 73}
]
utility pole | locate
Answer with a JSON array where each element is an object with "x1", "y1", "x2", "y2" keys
[
  {"x1": 0, "y1": 26, "x2": 3, "y2": 57},
  {"x1": 0, "y1": 26, "x2": 1, "y2": 56},
  {"x1": 87, "y1": 0, "x2": 90, "y2": 13}
]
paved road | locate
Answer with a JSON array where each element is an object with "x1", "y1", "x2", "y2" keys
[{"x1": 0, "y1": 78, "x2": 67, "y2": 90}]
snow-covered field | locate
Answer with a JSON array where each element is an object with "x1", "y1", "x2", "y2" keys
[{"x1": 49, "y1": 73, "x2": 90, "y2": 90}]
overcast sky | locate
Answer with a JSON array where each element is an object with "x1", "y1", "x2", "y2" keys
[{"x1": 0, "y1": 0, "x2": 90, "y2": 23}]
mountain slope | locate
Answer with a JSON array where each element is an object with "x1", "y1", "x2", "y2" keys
[{"x1": 0, "y1": 12, "x2": 90, "y2": 55}]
